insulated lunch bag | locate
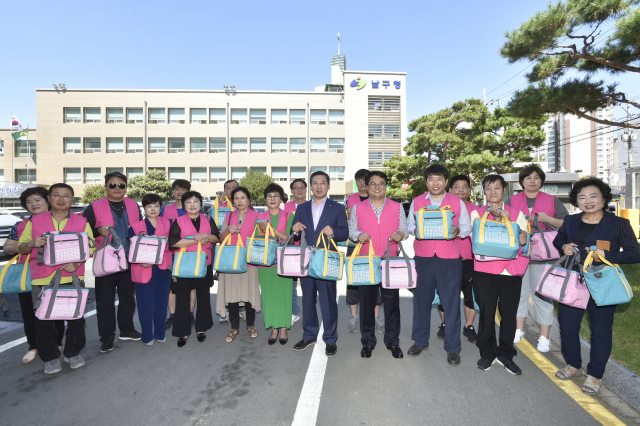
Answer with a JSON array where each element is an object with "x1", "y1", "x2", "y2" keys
[
  {"x1": 308, "y1": 234, "x2": 344, "y2": 281},
  {"x1": 93, "y1": 226, "x2": 128, "y2": 277},
  {"x1": 414, "y1": 205, "x2": 455, "y2": 240},
  {"x1": 128, "y1": 234, "x2": 167, "y2": 265},
  {"x1": 583, "y1": 247, "x2": 633, "y2": 306},
  {"x1": 0, "y1": 254, "x2": 32, "y2": 294},
  {"x1": 210, "y1": 194, "x2": 235, "y2": 231},
  {"x1": 472, "y1": 210, "x2": 521, "y2": 260},
  {"x1": 34, "y1": 271, "x2": 88, "y2": 320},
  {"x1": 214, "y1": 234, "x2": 248, "y2": 274},
  {"x1": 529, "y1": 214, "x2": 561, "y2": 261},
  {"x1": 38, "y1": 231, "x2": 93, "y2": 267},
  {"x1": 276, "y1": 229, "x2": 311, "y2": 277},
  {"x1": 345, "y1": 239, "x2": 382, "y2": 286},
  {"x1": 380, "y1": 240, "x2": 416, "y2": 290},
  {"x1": 246, "y1": 223, "x2": 278, "y2": 267},
  {"x1": 536, "y1": 249, "x2": 589, "y2": 309},
  {"x1": 173, "y1": 238, "x2": 208, "y2": 278}
]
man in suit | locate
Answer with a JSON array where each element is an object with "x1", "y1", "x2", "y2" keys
[{"x1": 291, "y1": 171, "x2": 349, "y2": 357}]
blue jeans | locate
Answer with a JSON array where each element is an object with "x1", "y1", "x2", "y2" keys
[{"x1": 292, "y1": 279, "x2": 300, "y2": 316}]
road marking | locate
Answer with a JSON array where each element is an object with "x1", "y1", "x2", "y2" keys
[{"x1": 292, "y1": 322, "x2": 328, "y2": 426}]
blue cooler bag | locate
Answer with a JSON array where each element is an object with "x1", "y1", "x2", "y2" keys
[
  {"x1": 246, "y1": 223, "x2": 278, "y2": 267},
  {"x1": 583, "y1": 247, "x2": 633, "y2": 306},
  {"x1": 345, "y1": 240, "x2": 382, "y2": 286},
  {"x1": 414, "y1": 205, "x2": 455, "y2": 240},
  {"x1": 172, "y1": 240, "x2": 208, "y2": 278},
  {"x1": 0, "y1": 254, "x2": 32, "y2": 294},
  {"x1": 308, "y1": 234, "x2": 344, "y2": 281},
  {"x1": 208, "y1": 194, "x2": 235, "y2": 231},
  {"x1": 472, "y1": 210, "x2": 521, "y2": 260},
  {"x1": 214, "y1": 234, "x2": 248, "y2": 274}
]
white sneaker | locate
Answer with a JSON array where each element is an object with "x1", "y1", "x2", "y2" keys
[
  {"x1": 155, "y1": 338, "x2": 166, "y2": 343},
  {"x1": 514, "y1": 329, "x2": 525, "y2": 344},
  {"x1": 145, "y1": 340, "x2": 154, "y2": 346},
  {"x1": 537, "y1": 336, "x2": 551, "y2": 353},
  {"x1": 292, "y1": 314, "x2": 300, "y2": 324},
  {"x1": 219, "y1": 316, "x2": 229, "y2": 323},
  {"x1": 23, "y1": 349, "x2": 37, "y2": 364}
]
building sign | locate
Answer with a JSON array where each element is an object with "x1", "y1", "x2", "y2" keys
[
  {"x1": 0, "y1": 182, "x2": 36, "y2": 198},
  {"x1": 351, "y1": 77, "x2": 401, "y2": 90},
  {"x1": 350, "y1": 77, "x2": 367, "y2": 90}
]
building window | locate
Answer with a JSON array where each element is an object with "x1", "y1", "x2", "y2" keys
[
  {"x1": 149, "y1": 108, "x2": 165, "y2": 124},
  {"x1": 190, "y1": 109, "x2": 207, "y2": 124},
  {"x1": 169, "y1": 108, "x2": 185, "y2": 124},
  {"x1": 64, "y1": 108, "x2": 81, "y2": 123},
  {"x1": 271, "y1": 167, "x2": 288, "y2": 182},
  {"x1": 310, "y1": 110, "x2": 326, "y2": 125},
  {"x1": 209, "y1": 138, "x2": 226, "y2": 153},
  {"x1": 290, "y1": 138, "x2": 305, "y2": 153},
  {"x1": 290, "y1": 110, "x2": 305, "y2": 125},
  {"x1": 15, "y1": 170, "x2": 36, "y2": 184},
  {"x1": 190, "y1": 138, "x2": 207, "y2": 153},
  {"x1": 84, "y1": 108, "x2": 101, "y2": 123},
  {"x1": 231, "y1": 138, "x2": 247, "y2": 153},
  {"x1": 106, "y1": 167, "x2": 123, "y2": 174},
  {"x1": 231, "y1": 109, "x2": 247, "y2": 124},
  {"x1": 15, "y1": 140, "x2": 36, "y2": 157},
  {"x1": 250, "y1": 138, "x2": 266, "y2": 153},
  {"x1": 169, "y1": 138, "x2": 185, "y2": 153},
  {"x1": 310, "y1": 166, "x2": 327, "y2": 175},
  {"x1": 127, "y1": 168, "x2": 144, "y2": 178},
  {"x1": 64, "y1": 168, "x2": 81, "y2": 184},
  {"x1": 231, "y1": 167, "x2": 247, "y2": 180},
  {"x1": 149, "y1": 138, "x2": 166, "y2": 153},
  {"x1": 210, "y1": 109, "x2": 226, "y2": 124},
  {"x1": 310, "y1": 138, "x2": 326, "y2": 153},
  {"x1": 250, "y1": 109, "x2": 266, "y2": 124},
  {"x1": 127, "y1": 108, "x2": 143, "y2": 123},
  {"x1": 64, "y1": 138, "x2": 82, "y2": 154},
  {"x1": 330, "y1": 166, "x2": 345, "y2": 181},
  {"x1": 106, "y1": 138, "x2": 124, "y2": 153},
  {"x1": 329, "y1": 195, "x2": 345, "y2": 203},
  {"x1": 271, "y1": 110, "x2": 287, "y2": 124},
  {"x1": 127, "y1": 138, "x2": 143, "y2": 153},
  {"x1": 0, "y1": 140, "x2": 3, "y2": 157},
  {"x1": 106, "y1": 108, "x2": 123, "y2": 123},
  {"x1": 271, "y1": 138, "x2": 288, "y2": 153},
  {"x1": 191, "y1": 167, "x2": 208, "y2": 182},
  {"x1": 290, "y1": 167, "x2": 306, "y2": 180},
  {"x1": 85, "y1": 138, "x2": 101, "y2": 154},
  {"x1": 210, "y1": 167, "x2": 226, "y2": 182},
  {"x1": 329, "y1": 138, "x2": 344, "y2": 153},
  {"x1": 329, "y1": 110, "x2": 344, "y2": 125},
  {"x1": 84, "y1": 167, "x2": 102, "y2": 184}
]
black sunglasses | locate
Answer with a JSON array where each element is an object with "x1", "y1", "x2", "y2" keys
[{"x1": 108, "y1": 183, "x2": 126, "y2": 189}]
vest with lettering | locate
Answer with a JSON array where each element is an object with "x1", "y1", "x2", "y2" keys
[
  {"x1": 226, "y1": 209, "x2": 259, "y2": 268},
  {"x1": 472, "y1": 204, "x2": 529, "y2": 276},
  {"x1": 16, "y1": 219, "x2": 29, "y2": 263},
  {"x1": 413, "y1": 192, "x2": 462, "y2": 259},
  {"x1": 30, "y1": 212, "x2": 88, "y2": 281},
  {"x1": 177, "y1": 214, "x2": 213, "y2": 266},
  {"x1": 510, "y1": 191, "x2": 556, "y2": 231},
  {"x1": 92, "y1": 197, "x2": 140, "y2": 247},
  {"x1": 162, "y1": 203, "x2": 180, "y2": 222},
  {"x1": 256, "y1": 210, "x2": 288, "y2": 269},
  {"x1": 346, "y1": 193, "x2": 365, "y2": 208},
  {"x1": 460, "y1": 201, "x2": 480, "y2": 260},
  {"x1": 130, "y1": 217, "x2": 173, "y2": 284},
  {"x1": 355, "y1": 199, "x2": 400, "y2": 257}
]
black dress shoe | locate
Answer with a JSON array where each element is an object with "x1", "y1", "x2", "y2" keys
[
  {"x1": 279, "y1": 332, "x2": 288, "y2": 345},
  {"x1": 268, "y1": 329, "x2": 279, "y2": 345},
  {"x1": 387, "y1": 345, "x2": 404, "y2": 359},
  {"x1": 325, "y1": 344, "x2": 337, "y2": 357},
  {"x1": 197, "y1": 333, "x2": 206, "y2": 343},
  {"x1": 407, "y1": 344, "x2": 427, "y2": 356},
  {"x1": 177, "y1": 337, "x2": 188, "y2": 348},
  {"x1": 293, "y1": 339, "x2": 317, "y2": 351},
  {"x1": 360, "y1": 345, "x2": 374, "y2": 358},
  {"x1": 447, "y1": 352, "x2": 461, "y2": 366}
]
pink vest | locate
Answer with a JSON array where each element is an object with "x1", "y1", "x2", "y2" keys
[
  {"x1": 284, "y1": 201, "x2": 298, "y2": 214},
  {"x1": 176, "y1": 214, "x2": 213, "y2": 266},
  {"x1": 30, "y1": 211, "x2": 88, "y2": 280},
  {"x1": 92, "y1": 197, "x2": 140, "y2": 247},
  {"x1": 460, "y1": 201, "x2": 480, "y2": 259},
  {"x1": 227, "y1": 209, "x2": 259, "y2": 268},
  {"x1": 472, "y1": 204, "x2": 530, "y2": 276},
  {"x1": 17, "y1": 219, "x2": 29, "y2": 263},
  {"x1": 162, "y1": 203, "x2": 180, "y2": 221},
  {"x1": 130, "y1": 217, "x2": 173, "y2": 284},
  {"x1": 346, "y1": 193, "x2": 365, "y2": 208},
  {"x1": 413, "y1": 192, "x2": 462, "y2": 259},
  {"x1": 511, "y1": 191, "x2": 556, "y2": 231},
  {"x1": 355, "y1": 199, "x2": 400, "y2": 257}
]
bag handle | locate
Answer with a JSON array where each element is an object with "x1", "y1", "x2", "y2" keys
[
  {"x1": 317, "y1": 234, "x2": 343, "y2": 278},
  {"x1": 131, "y1": 233, "x2": 165, "y2": 265},
  {"x1": 537, "y1": 251, "x2": 575, "y2": 299},
  {"x1": 383, "y1": 239, "x2": 413, "y2": 288},
  {"x1": 0, "y1": 254, "x2": 31, "y2": 292},
  {"x1": 417, "y1": 206, "x2": 451, "y2": 239},
  {"x1": 277, "y1": 229, "x2": 308, "y2": 275},
  {"x1": 247, "y1": 222, "x2": 275, "y2": 265},
  {"x1": 175, "y1": 241, "x2": 203, "y2": 276},
  {"x1": 214, "y1": 194, "x2": 235, "y2": 225},
  {"x1": 214, "y1": 233, "x2": 244, "y2": 271},
  {"x1": 478, "y1": 209, "x2": 516, "y2": 248},
  {"x1": 348, "y1": 239, "x2": 376, "y2": 284},
  {"x1": 532, "y1": 214, "x2": 554, "y2": 259},
  {"x1": 583, "y1": 247, "x2": 615, "y2": 272}
]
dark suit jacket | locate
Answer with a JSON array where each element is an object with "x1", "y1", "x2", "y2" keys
[
  {"x1": 553, "y1": 211, "x2": 640, "y2": 266},
  {"x1": 292, "y1": 198, "x2": 349, "y2": 247}
]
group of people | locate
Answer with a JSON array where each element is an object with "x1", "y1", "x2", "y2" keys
[{"x1": 4, "y1": 165, "x2": 638, "y2": 397}]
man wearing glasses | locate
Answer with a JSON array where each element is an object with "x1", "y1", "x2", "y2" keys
[
  {"x1": 83, "y1": 172, "x2": 143, "y2": 353},
  {"x1": 284, "y1": 178, "x2": 307, "y2": 324}
]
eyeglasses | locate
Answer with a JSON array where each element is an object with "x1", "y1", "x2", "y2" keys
[
  {"x1": 108, "y1": 183, "x2": 126, "y2": 190},
  {"x1": 292, "y1": 186, "x2": 306, "y2": 191},
  {"x1": 356, "y1": 178, "x2": 366, "y2": 183},
  {"x1": 50, "y1": 193, "x2": 72, "y2": 200},
  {"x1": 368, "y1": 182, "x2": 386, "y2": 188},
  {"x1": 266, "y1": 194, "x2": 280, "y2": 200}
]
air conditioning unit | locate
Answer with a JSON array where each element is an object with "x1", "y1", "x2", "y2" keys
[
  {"x1": 291, "y1": 149, "x2": 305, "y2": 153},
  {"x1": 65, "y1": 149, "x2": 81, "y2": 154},
  {"x1": 251, "y1": 149, "x2": 266, "y2": 153},
  {"x1": 318, "y1": 121, "x2": 326, "y2": 125},
  {"x1": 85, "y1": 119, "x2": 100, "y2": 123},
  {"x1": 274, "y1": 178, "x2": 287, "y2": 182},
  {"x1": 209, "y1": 120, "x2": 219, "y2": 124},
  {"x1": 336, "y1": 121, "x2": 344, "y2": 125},
  {"x1": 127, "y1": 149, "x2": 136, "y2": 153},
  {"x1": 192, "y1": 148, "x2": 207, "y2": 153},
  {"x1": 231, "y1": 120, "x2": 240, "y2": 124},
  {"x1": 149, "y1": 119, "x2": 158, "y2": 124},
  {"x1": 271, "y1": 149, "x2": 288, "y2": 153},
  {"x1": 126, "y1": 119, "x2": 135, "y2": 123},
  {"x1": 192, "y1": 178, "x2": 208, "y2": 183},
  {"x1": 259, "y1": 120, "x2": 266, "y2": 124},
  {"x1": 65, "y1": 118, "x2": 81, "y2": 123}
]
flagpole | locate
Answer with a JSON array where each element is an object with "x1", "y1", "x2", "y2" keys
[
  {"x1": 26, "y1": 124, "x2": 30, "y2": 185},
  {"x1": 10, "y1": 111, "x2": 14, "y2": 187}
]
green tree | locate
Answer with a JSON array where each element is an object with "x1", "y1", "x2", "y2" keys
[
  {"x1": 239, "y1": 168, "x2": 274, "y2": 205},
  {"x1": 127, "y1": 169, "x2": 173, "y2": 201},
  {"x1": 500, "y1": 0, "x2": 640, "y2": 129},
  {"x1": 80, "y1": 184, "x2": 106, "y2": 204}
]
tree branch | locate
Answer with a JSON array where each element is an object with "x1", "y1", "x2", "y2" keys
[
  {"x1": 565, "y1": 106, "x2": 640, "y2": 129},
  {"x1": 607, "y1": 93, "x2": 640, "y2": 110}
]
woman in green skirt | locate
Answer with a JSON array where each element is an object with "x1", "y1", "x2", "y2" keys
[{"x1": 256, "y1": 183, "x2": 295, "y2": 345}]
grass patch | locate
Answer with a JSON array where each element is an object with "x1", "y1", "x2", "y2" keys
[{"x1": 553, "y1": 263, "x2": 640, "y2": 374}]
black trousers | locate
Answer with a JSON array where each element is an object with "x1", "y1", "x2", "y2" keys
[
  {"x1": 438, "y1": 258, "x2": 475, "y2": 313},
  {"x1": 346, "y1": 246, "x2": 382, "y2": 307},
  {"x1": 359, "y1": 284, "x2": 400, "y2": 347},
  {"x1": 229, "y1": 302, "x2": 255, "y2": 329},
  {"x1": 35, "y1": 317, "x2": 86, "y2": 362},
  {"x1": 95, "y1": 269, "x2": 136, "y2": 342},
  {"x1": 474, "y1": 271, "x2": 522, "y2": 361},
  {"x1": 172, "y1": 265, "x2": 213, "y2": 337}
]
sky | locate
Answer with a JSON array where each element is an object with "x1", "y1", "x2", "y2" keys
[{"x1": 1, "y1": 0, "x2": 637, "y2": 129}]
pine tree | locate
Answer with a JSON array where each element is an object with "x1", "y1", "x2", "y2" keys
[{"x1": 239, "y1": 169, "x2": 274, "y2": 205}]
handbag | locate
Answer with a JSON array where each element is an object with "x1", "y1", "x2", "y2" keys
[
  {"x1": 246, "y1": 223, "x2": 278, "y2": 266},
  {"x1": 128, "y1": 234, "x2": 167, "y2": 265},
  {"x1": 414, "y1": 205, "x2": 455, "y2": 240},
  {"x1": 472, "y1": 210, "x2": 521, "y2": 260},
  {"x1": 211, "y1": 194, "x2": 235, "y2": 230},
  {"x1": 583, "y1": 247, "x2": 633, "y2": 306},
  {"x1": 536, "y1": 249, "x2": 589, "y2": 309},
  {"x1": 433, "y1": 289, "x2": 479, "y2": 310},
  {"x1": 308, "y1": 234, "x2": 344, "y2": 281},
  {"x1": 214, "y1": 233, "x2": 248, "y2": 274},
  {"x1": 529, "y1": 214, "x2": 561, "y2": 261},
  {"x1": 38, "y1": 231, "x2": 93, "y2": 267},
  {"x1": 276, "y1": 229, "x2": 311, "y2": 277},
  {"x1": 172, "y1": 238, "x2": 208, "y2": 278},
  {"x1": 93, "y1": 226, "x2": 128, "y2": 277},
  {"x1": 0, "y1": 254, "x2": 32, "y2": 294},
  {"x1": 380, "y1": 240, "x2": 416, "y2": 290},
  {"x1": 34, "y1": 271, "x2": 88, "y2": 320},
  {"x1": 345, "y1": 239, "x2": 382, "y2": 285}
]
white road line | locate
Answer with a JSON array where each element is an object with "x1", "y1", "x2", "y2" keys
[{"x1": 292, "y1": 322, "x2": 328, "y2": 426}]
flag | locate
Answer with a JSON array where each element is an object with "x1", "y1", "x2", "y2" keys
[
  {"x1": 12, "y1": 127, "x2": 28, "y2": 142},
  {"x1": 11, "y1": 115, "x2": 22, "y2": 132}
]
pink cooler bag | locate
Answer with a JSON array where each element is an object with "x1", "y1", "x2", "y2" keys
[
  {"x1": 276, "y1": 230, "x2": 310, "y2": 277},
  {"x1": 38, "y1": 231, "x2": 93, "y2": 267},
  {"x1": 34, "y1": 271, "x2": 88, "y2": 320},
  {"x1": 381, "y1": 240, "x2": 417, "y2": 290},
  {"x1": 93, "y1": 226, "x2": 128, "y2": 277},
  {"x1": 536, "y1": 250, "x2": 589, "y2": 309},
  {"x1": 529, "y1": 214, "x2": 561, "y2": 261},
  {"x1": 128, "y1": 234, "x2": 167, "y2": 265}
]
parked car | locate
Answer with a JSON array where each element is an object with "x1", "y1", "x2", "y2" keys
[
  {"x1": 70, "y1": 205, "x2": 88, "y2": 216},
  {"x1": 0, "y1": 207, "x2": 31, "y2": 220},
  {"x1": 0, "y1": 214, "x2": 22, "y2": 250}
]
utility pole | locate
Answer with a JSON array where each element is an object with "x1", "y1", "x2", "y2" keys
[
  {"x1": 143, "y1": 101, "x2": 147, "y2": 173},
  {"x1": 621, "y1": 100, "x2": 638, "y2": 170}
]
